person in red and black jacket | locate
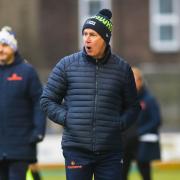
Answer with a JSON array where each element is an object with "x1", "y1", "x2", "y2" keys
[
  {"x1": 0, "y1": 26, "x2": 46, "y2": 180},
  {"x1": 123, "y1": 67, "x2": 161, "y2": 180}
]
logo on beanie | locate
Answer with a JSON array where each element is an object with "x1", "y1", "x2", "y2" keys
[
  {"x1": 94, "y1": 15, "x2": 112, "y2": 32},
  {"x1": 106, "y1": 33, "x2": 109, "y2": 38},
  {"x1": 86, "y1": 20, "x2": 96, "y2": 26}
]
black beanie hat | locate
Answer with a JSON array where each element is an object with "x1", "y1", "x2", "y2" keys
[{"x1": 82, "y1": 9, "x2": 112, "y2": 45}]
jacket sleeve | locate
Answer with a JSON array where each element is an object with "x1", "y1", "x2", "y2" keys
[
  {"x1": 120, "y1": 66, "x2": 141, "y2": 131},
  {"x1": 40, "y1": 59, "x2": 67, "y2": 126},
  {"x1": 28, "y1": 67, "x2": 46, "y2": 143},
  {"x1": 138, "y1": 97, "x2": 161, "y2": 135}
]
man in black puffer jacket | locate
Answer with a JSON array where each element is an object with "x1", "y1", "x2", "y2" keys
[
  {"x1": 40, "y1": 9, "x2": 140, "y2": 180},
  {"x1": 0, "y1": 26, "x2": 46, "y2": 180}
]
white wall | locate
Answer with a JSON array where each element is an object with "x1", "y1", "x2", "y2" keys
[{"x1": 37, "y1": 133, "x2": 180, "y2": 164}]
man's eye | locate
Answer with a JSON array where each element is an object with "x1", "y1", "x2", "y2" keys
[{"x1": 91, "y1": 34, "x2": 96, "y2": 37}]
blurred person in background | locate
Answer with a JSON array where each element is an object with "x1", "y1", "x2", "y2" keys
[
  {"x1": 0, "y1": 26, "x2": 46, "y2": 180},
  {"x1": 122, "y1": 67, "x2": 161, "y2": 180},
  {"x1": 40, "y1": 9, "x2": 140, "y2": 180}
]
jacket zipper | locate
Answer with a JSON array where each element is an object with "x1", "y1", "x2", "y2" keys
[{"x1": 93, "y1": 60, "x2": 99, "y2": 151}]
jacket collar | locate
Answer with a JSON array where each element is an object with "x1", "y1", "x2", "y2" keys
[{"x1": 82, "y1": 45, "x2": 111, "y2": 65}]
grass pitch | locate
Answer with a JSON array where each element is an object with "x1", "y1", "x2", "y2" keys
[{"x1": 40, "y1": 166, "x2": 180, "y2": 180}]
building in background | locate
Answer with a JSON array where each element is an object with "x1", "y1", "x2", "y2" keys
[
  {"x1": 1, "y1": 0, "x2": 180, "y2": 67},
  {"x1": 0, "y1": 0, "x2": 180, "y2": 132},
  {"x1": 0, "y1": 0, "x2": 44, "y2": 67}
]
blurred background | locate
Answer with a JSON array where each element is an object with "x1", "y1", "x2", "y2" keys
[{"x1": 1, "y1": 0, "x2": 180, "y2": 179}]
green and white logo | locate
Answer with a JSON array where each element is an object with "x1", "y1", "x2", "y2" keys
[{"x1": 93, "y1": 15, "x2": 112, "y2": 32}]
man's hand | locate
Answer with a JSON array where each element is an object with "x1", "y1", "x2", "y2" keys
[{"x1": 29, "y1": 132, "x2": 43, "y2": 144}]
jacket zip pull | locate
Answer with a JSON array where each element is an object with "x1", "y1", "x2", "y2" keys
[{"x1": 93, "y1": 59, "x2": 99, "y2": 151}]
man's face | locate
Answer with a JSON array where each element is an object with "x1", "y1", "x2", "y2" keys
[
  {"x1": 0, "y1": 43, "x2": 14, "y2": 65},
  {"x1": 83, "y1": 28, "x2": 106, "y2": 59}
]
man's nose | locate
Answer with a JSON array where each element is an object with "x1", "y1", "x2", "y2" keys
[{"x1": 85, "y1": 36, "x2": 91, "y2": 43}]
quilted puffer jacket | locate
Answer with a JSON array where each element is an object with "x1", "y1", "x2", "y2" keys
[
  {"x1": 40, "y1": 47, "x2": 140, "y2": 152},
  {"x1": 0, "y1": 52, "x2": 46, "y2": 162}
]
